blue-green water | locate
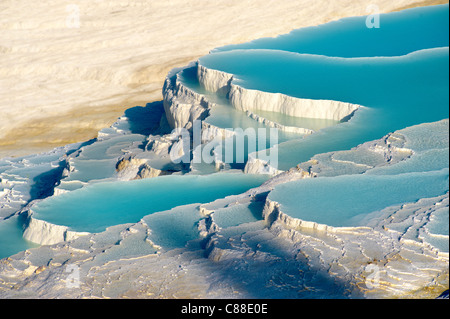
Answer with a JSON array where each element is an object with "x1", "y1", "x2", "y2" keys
[
  {"x1": 268, "y1": 168, "x2": 449, "y2": 228},
  {"x1": 178, "y1": 66, "x2": 339, "y2": 136},
  {"x1": 0, "y1": 216, "x2": 38, "y2": 259},
  {"x1": 213, "y1": 4, "x2": 449, "y2": 57},
  {"x1": 198, "y1": 4, "x2": 449, "y2": 170},
  {"x1": 32, "y1": 173, "x2": 269, "y2": 233},
  {"x1": 199, "y1": 48, "x2": 449, "y2": 170}
]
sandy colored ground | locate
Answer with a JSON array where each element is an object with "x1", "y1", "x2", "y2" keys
[{"x1": 0, "y1": 0, "x2": 447, "y2": 158}]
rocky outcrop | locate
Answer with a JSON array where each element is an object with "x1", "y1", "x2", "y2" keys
[
  {"x1": 116, "y1": 156, "x2": 171, "y2": 180},
  {"x1": 162, "y1": 65, "x2": 213, "y2": 130}
]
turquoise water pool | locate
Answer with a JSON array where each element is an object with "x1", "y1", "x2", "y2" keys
[
  {"x1": 0, "y1": 216, "x2": 38, "y2": 259},
  {"x1": 198, "y1": 5, "x2": 449, "y2": 170}
]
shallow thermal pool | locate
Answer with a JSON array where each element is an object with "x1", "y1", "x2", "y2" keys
[
  {"x1": 31, "y1": 172, "x2": 269, "y2": 233},
  {"x1": 199, "y1": 47, "x2": 449, "y2": 171},
  {"x1": 0, "y1": 216, "x2": 38, "y2": 259},
  {"x1": 197, "y1": 5, "x2": 449, "y2": 171},
  {"x1": 268, "y1": 168, "x2": 449, "y2": 228}
]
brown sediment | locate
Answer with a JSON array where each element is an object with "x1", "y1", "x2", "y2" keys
[
  {"x1": 392, "y1": 0, "x2": 448, "y2": 11},
  {"x1": 0, "y1": 96, "x2": 155, "y2": 159},
  {"x1": 0, "y1": 53, "x2": 200, "y2": 159}
]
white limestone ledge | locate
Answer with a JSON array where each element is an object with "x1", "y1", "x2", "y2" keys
[{"x1": 22, "y1": 209, "x2": 89, "y2": 246}]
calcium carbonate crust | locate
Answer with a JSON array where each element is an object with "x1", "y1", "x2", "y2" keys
[{"x1": 2, "y1": 121, "x2": 448, "y2": 299}]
